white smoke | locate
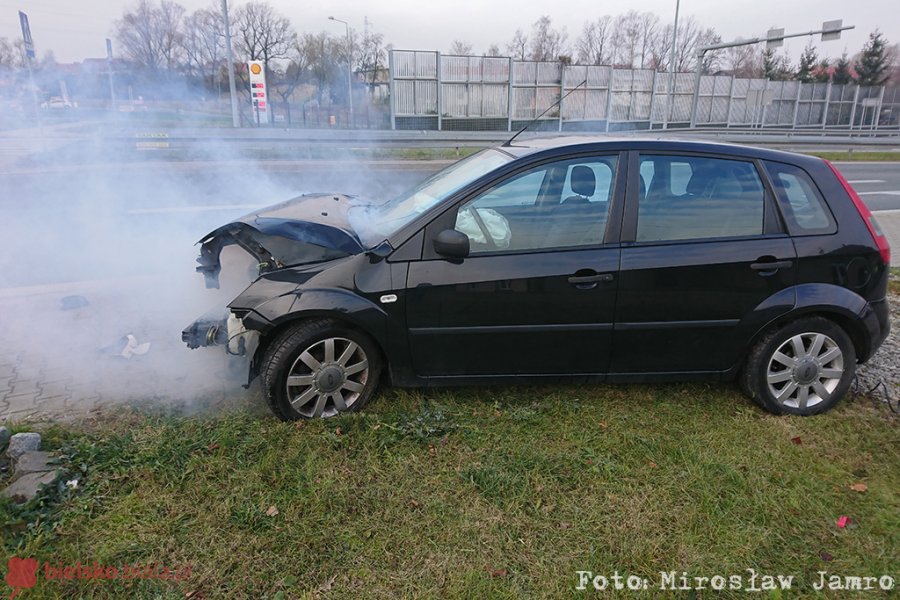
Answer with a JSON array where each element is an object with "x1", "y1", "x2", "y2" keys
[{"x1": 0, "y1": 117, "x2": 433, "y2": 418}]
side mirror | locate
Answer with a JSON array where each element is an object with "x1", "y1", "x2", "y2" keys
[{"x1": 433, "y1": 229, "x2": 470, "y2": 259}]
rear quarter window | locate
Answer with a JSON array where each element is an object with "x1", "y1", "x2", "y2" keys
[{"x1": 764, "y1": 162, "x2": 836, "y2": 235}]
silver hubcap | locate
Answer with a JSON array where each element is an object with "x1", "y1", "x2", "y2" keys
[
  {"x1": 766, "y1": 332, "x2": 844, "y2": 410},
  {"x1": 286, "y1": 337, "x2": 369, "y2": 419}
]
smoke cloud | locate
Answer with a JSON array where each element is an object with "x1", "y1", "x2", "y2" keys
[{"x1": 1, "y1": 115, "x2": 433, "y2": 419}]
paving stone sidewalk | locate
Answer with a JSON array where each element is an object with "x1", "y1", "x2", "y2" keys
[{"x1": 0, "y1": 282, "x2": 257, "y2": 422}]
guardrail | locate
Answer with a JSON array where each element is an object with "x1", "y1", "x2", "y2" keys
[
  {"x1": 4, "y1": 127, "x2": 899, "y2": 162},
  {"x1": 93, "y1": 127, "x2": 900, "y2": 150}
]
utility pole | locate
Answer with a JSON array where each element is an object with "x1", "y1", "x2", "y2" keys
[
  {"x1": 222, "y1": 0, "x2": 240, "y2": 127},
  {"x1": 329, "y1": 16, "x2": 354, "y2": 127},
  {"x1": 105, "y1": 38, "x2": 117, "y2": 112},
  {"x1": 18, "y1": 11, "x2": 44, "y2": 149},
  {"x1": 663, "y1": 0, "x2": 680, "y2": 129}
]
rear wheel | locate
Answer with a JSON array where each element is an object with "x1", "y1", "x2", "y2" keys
[
  {"x1": 741, "y1": 317, "x2": 856, "y2": 415},
  {"x1": 260, "y1": 319, "x2": 382, "y2": 421}
]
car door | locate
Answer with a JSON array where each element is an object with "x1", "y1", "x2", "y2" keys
[
  {"x1": 611, "y1": 152, "x2": 798, "y2": 376},
  {"x1": 405, "y1": 153, "x2": 625, "y2": 377}
]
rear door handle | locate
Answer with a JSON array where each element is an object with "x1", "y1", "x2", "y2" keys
[
  {"x1": 568, "y1": 272, "x2": 614, "y2": 286},
  {"x1": 750, "y1": 260, "x2": 793, "y2": 271}
]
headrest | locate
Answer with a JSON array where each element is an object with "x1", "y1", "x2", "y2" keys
[
  {"x1": 570, "y1": 165, "x2": 596, "y2": 198},
  {"x1": 686, "y1": 167, "x2": 716, "y2": 196}
]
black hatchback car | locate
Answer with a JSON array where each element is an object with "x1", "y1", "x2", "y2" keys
[{"x1": 183, "y1": 137, "x2": 890, "y2": 419}]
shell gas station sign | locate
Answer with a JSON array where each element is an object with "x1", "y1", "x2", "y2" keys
[{"x1": 247, "y1": 61, "x2": 268, "y2": 124}]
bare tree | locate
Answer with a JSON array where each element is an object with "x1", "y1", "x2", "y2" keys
[
  {"x1": 181, "y1": 4, "x2": 224, "y2": 90},
  {"x1": 636, "y1": 12, "x2": 660, "y2": 69},
  {"x1": 484, "y1": 44, "x2": 502, "y2": 57},
  {"x1": 449, "y1": 40, "x2": 473, "y2": 55},
  {"x1": 0, "y1": 38, "x2": 22, "y2": 70},
  {"x1": 506, "y1": 29, "x2": 528, "y2": 61},
  {"x1": 304, "y1": 32, "x2": 344, "y2": 104},
  {"x1": 722, "y1": 42, "x2": 760, "y2": 77},
  {"x1": 576, "y1": 16, "x2": 612, "y2": 65},
  {"x1": 115, "y1": 0, "x2": 186, "y2": 72},
  {"x1": 357, "y1": 25, "x2": 386, "y2": 88},
  {"x1": 528, "y1": 16, "x2": 567, "y2": 61},
  {"x1": 610, "y1": 11, "x2": 641, "y2": 67},
  {"x1": 270, "y1": 32, "x2": 319, "y2": 123},
  {"x1": 654, "y1": 16, "x2": 720, "y2": 72},
  {"x1": 233, "y1": 1, "x2": 294, "y2": 75}
]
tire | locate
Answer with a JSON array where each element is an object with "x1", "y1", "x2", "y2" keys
[
  {"x1": 741, "y1": 316, "x2": 856, "y2": 416},
  {"x1": 260, "y1": 319, "x2": 382, "y2": 421}
]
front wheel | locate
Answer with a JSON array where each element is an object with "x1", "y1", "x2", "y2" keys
[
  {"x1": 260, "y1": 319, "x2": 382, "y2": 421},
  {"x1": 741, "y1": 317, "x2": 856, "y2": 416}
]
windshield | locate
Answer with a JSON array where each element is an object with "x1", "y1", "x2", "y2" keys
[{"x1": 349, "y1": 148, "x2": 512, "y2": 247}]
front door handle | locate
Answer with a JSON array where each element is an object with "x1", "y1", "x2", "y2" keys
[
  {"x1": 568, "y1": 272, "x2": 614, "y2": 288},
  {"x1": 750, "y1": 259, "x2": 793, "y2": 272}
]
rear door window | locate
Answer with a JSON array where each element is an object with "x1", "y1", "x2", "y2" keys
[{"x1": 636, "y1": 155, "x2": 766, "y2": 242}]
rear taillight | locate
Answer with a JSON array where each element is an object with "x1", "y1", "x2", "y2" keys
[{"x1": 826, "y1": 160, "x2": 890, "y2": 266}]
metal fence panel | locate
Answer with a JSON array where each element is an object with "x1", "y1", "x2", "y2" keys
[
  {"x1": 881, "y1": 86, "x2": 900, "y2": 128},
  {"x1": 855, "y1": 86, "x2": 881, "y2": 128},
  {"x1": 562, "y1": 65, "x2": 610, "y2": 121},
  {"x1": 795, "y1": 83, "x2": 828, "y2": 126},
  {"x1": 652, "y1": 72, "x2": 697, "y2": 123},
  {"x1": 390, "y1": 49, "x2": 900, "y2": 131},
  {"x1": 826, "y1": 84, "x2": 856, "y2": 126},
  {"x1": 414, "y1": 80, "x2": 438, "y2": 115}
]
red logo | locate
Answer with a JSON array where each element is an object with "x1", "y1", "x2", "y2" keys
[{"x1": 5, "y1": 558, "x2": 38, "y2": 599}]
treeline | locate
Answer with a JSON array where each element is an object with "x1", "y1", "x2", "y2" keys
[{"x1": 455, "y1": 13, "x2": 896, "y2": 85}]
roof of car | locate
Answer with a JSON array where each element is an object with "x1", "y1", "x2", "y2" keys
[{"x1": 498, "y1": 134, "x2": 818, "y2": 165}]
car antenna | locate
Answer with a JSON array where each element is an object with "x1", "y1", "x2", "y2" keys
[{"x1": 502, "y1": 79, "x2": 587, "y2": 147}]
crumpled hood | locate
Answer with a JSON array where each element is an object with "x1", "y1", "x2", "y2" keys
[{"x1": 195, "y1": 193, "x2": 367, "y2": 288}]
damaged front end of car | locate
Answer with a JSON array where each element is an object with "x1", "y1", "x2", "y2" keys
[{"x1": 181, "y1": 194, "x2": 368, "y2": 374}]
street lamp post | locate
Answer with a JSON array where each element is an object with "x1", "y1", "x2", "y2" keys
[
  {"x1": 329, "y1": 16, "x2": 354, "y2": 128},
  {"x1": 663, "y1": 0, "x2": 680, "y2": 129},
  {"x1": 222, "y1": 0, "x2": 240, "y2": 128}
]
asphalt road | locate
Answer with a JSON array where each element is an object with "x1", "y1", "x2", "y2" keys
[{"x1": 836, "y1": 162, "x2": 900, "y2": 212}]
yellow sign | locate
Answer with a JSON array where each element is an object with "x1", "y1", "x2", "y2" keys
[{"x1": 250, "y1": 63, "x2": 262, "y2": 75}]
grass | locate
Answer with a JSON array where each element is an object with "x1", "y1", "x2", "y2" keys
[
  {"x1": 23, "y1": 141, "x2": 476, "y2": 168},
  {"x1": 805, "y1": 151, "x2": 900, "y2": 162},
  {"x1": 2, "y1": 384, "x2": 897, "y2": 599},
  {"x1": 890, "y1": 268, "x2": 900, "y2": 296}
]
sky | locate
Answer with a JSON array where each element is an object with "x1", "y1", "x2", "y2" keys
[{"x1": 0, "y1": 0, "x2": 894, "y2": 65}]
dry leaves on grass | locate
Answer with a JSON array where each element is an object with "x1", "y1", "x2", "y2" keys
[
  {"x1": 849, "y1": 482, "x2": 868, "y2": 493},
  {"x1": 266, "y1": 505, "x2": 280, "y2": 517},
  {"x1": 316, "y1": 574, "x2": 337, "y2": 594}
]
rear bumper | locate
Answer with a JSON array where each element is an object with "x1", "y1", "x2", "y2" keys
[{"x1": 858, "y1": 298, "x2": 890, "y2": 363}]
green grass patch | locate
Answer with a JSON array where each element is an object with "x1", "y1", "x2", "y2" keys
[
  {"x1": 1, "y1": 385, "x2": 897, "y2": 598},
  {"x1": 805, "y1": 151, "x2": 900, "y2": 162}
]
